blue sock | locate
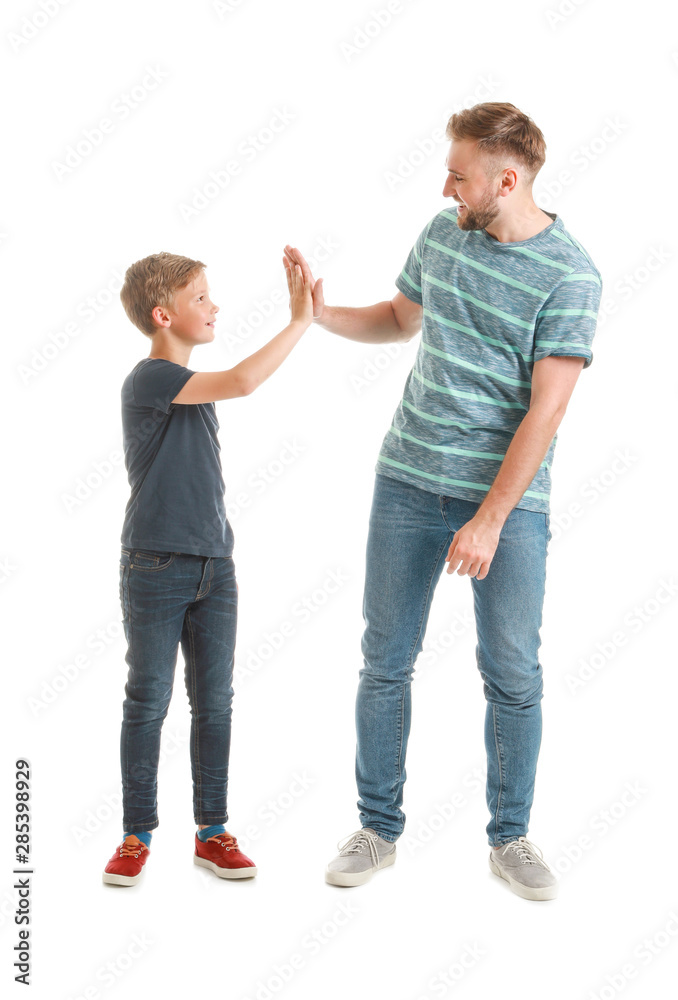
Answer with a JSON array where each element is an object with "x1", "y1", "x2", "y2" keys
[
  {"x1": 197, "y1": 824, "x2": 226, "y2": 841},
  {"x1": 123, "y1": 830, "x2": 152, "y2": 848}
]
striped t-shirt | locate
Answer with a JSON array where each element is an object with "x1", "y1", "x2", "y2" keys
[{"x1": 375, "y1": 205, "x2": 602, "y2": 514}]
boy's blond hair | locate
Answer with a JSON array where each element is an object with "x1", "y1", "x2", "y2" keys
[{"x1": 120, "y1": 251, "x2": 207, "y2": 338}]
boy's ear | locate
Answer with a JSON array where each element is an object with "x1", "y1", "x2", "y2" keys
[{"x1": 151, "y1": 304, "x2": 171, "y2": 329}]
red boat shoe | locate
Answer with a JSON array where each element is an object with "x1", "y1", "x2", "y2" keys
[
  {"x1": 102, "y1": 834, "x2": 150, "y2": 886},
  {"x1": 193, "y1": 831, "x2": 257, "y2": 879}
]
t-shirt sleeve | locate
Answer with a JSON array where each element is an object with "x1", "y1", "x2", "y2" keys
[
  {"x1": 132, "y1": 360, "x2": 196, "y2": 413},
  {"x1": 395, "y1": 216, "x2": 436, "y2": 305},
  {"x1": 533, "y1": 270, "x2": 602, "y2": 370}
]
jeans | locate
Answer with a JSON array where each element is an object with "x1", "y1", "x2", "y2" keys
[
  {"x1": 118, "y1": 547, "x2": 238, "y2": 832},
  {"x1": 355, "y1": 473, "x2": 551, "y2": 847}
]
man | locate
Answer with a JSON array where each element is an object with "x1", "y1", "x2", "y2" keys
[{"x1": 284, "y1": 102, "x2": 602, "y2": 901}]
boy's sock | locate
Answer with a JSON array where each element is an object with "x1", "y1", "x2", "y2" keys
[
  {"x1": 197, "y1": 824, "x2": 226, "y2": 842},
  {"x1": 123, "y1": 830, "x2": 152, "y2": 848}
]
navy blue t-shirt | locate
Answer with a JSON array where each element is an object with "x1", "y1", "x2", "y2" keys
[{"x1": 120, "y1": 358, "x2": 234, "y2": 557}]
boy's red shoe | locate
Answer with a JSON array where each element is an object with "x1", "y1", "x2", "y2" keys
[
  {"x1": 102, "y1": 835, "x2": 150, "y2": 886},
  {"x1": 193, "y1": 831, "x2": 257, "y2": 879}
]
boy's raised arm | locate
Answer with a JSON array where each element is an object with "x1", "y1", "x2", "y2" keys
[{"x1": 172, "y1": 259, "x2": 313, "y2": 405}]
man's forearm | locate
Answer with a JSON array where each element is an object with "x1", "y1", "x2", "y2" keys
[
  {"x1": 315, "y1": 302, "x2": 409, "y2": 344},
  {"x1": 474, "y1": 406, "x2": 563, "y2": 530}
]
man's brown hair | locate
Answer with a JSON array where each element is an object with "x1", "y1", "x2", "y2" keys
[
  {"x1": 120, "y1": 251, "x2": 207, "y2": 338},
  {"x1": 445, "y1": 102, "x2": 546, "y2": 185}
]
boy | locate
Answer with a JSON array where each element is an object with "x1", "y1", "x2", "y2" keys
[{"x1": 103, "y1": 250, "x2": 312, "y2": 885}]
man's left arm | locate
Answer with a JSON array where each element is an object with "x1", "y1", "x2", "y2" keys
[{"x1": 445, "y1": 355, "x2": 586, "y2": 578}]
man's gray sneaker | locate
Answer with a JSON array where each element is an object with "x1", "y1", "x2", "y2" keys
[
  {"x1": 489, "y1": 836, "x2": 558, "y2": 900},
  {"x1": 325, "y1": 827, "x2": 396, "y2": 886}
]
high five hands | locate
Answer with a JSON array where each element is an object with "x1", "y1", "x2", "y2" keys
[{"x1": 283, "y1": 245, "x2": 325, "y2": 320}]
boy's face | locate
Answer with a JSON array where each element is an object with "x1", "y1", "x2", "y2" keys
[{"x1": 152, "y1": 272, "x2": 219, "y2": 344}]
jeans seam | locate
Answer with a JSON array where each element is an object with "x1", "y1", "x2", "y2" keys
[
  {"x1": 121, "y1": 590, "x2": 158, "y2": 831},
  {"x1": 395, "y1": 684, "x2": 405, "y2": 799},
  {"x1": 185, "y1": 607, "x2": 202, "y2": 822},
  {"x1": 492, "y1": 704, "x2": 505, "y2": 845}
]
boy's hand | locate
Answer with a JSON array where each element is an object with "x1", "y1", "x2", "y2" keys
[
  {"x1": 283, "y1": 255, "x2": 313, "y2": 327},
  {"x1": 284, "y1": 244, "x2": 325, "y2": 320}
]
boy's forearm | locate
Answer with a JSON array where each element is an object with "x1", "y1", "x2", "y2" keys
[
  {"x1": 231, "y1": 320, "x2": 309, "y2": 395},
  {"x1": 315, "y1": 302, "x2": 408, "y2": 344}
]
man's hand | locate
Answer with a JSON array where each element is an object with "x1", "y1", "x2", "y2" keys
[
  {"x1": 284, "y1": 244, "x2": 325, "y2": 320},
  {"x1": 445, "y1": 516, "x2": 502, "y2": 579}
]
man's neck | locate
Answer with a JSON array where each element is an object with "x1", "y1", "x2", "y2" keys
[{"x1": 483, "y1": 207, "x2": 555, "y2": 244}]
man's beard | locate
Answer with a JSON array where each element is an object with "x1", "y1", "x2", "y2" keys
[{"x1": 456, "y1": 188, "x2": 500, "y2": 233}]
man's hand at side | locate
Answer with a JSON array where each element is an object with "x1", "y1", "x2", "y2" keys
[{"x1": 444, "y1": 518, "x2": 502, "y2": 580}]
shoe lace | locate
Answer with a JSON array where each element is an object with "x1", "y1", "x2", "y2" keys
[
  {"x1": 119, "y1": 837, "x2": 147, "y2": 858},
  {"x1": 205, "y1": 833, "x2": 238, "y2": 851},
  {"x1": 336, "y1": 829, "x2": 380, "y2": 868},
  {"x1": 501, "y1": 836, "x2": 551, "y2": 870}
]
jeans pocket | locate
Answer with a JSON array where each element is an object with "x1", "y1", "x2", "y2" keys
[{"x1": 130, "y1": 550, "x2": 176, "y2": 571}]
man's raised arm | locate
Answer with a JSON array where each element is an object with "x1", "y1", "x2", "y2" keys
[{"x1": 283, "y1": 244, "x2": 421, "y2": 345}]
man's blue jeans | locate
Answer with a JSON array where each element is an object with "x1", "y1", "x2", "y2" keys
[
  {"x1": 118, "y1": 548, "x2": 237, "y2": 832},
  {"x1": 356, "y1": 473, "x2": 552, "y2": 847}
]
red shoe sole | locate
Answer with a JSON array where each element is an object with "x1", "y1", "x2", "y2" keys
[{"x1": 193, "y1": 854, "x2": 257, "y2": 879}]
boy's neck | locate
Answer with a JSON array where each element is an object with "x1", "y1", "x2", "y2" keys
[{"x1": 148, "y1": 346, "x2": 193, "y2": 367}]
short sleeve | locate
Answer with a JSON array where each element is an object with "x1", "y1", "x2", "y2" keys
[
  {"x1": 132, "y1": 360, "x2": 196, "y2": 413},
  {"x1": 533, "y1": 270, "x2": 602, "y2": 370},
  {"x1": 395, "y1": 217, "x2": 435, "y2": 305}
]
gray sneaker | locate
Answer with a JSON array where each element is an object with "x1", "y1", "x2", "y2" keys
[
  {"x1": 325, "y1": 827, "x2": 397, "y2": 887},
  {"x1": 489, "y1": 836, "x2": 558, "y2": 900}
]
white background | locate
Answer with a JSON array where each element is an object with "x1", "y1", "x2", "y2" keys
[{"x1": 3, "y1": 0, "x2": 678, "y2": 997}]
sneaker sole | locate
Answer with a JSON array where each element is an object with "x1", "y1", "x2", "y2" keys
[
  {"x1": 488, "y1": 854, "x2": 558, "y2": 901},
  {"x1": 193, "y1": 855, "x2": 258, "y2": 879},
  {"x1": 325, "y1": 849, "x2": 396, "y2": 887},
  {"x1": 102, "y1": 870, "x2": 144, "y2": 886}
]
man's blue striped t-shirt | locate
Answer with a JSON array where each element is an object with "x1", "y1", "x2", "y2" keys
[{"x1": 375, "y1": 205, "x2": 602, "y2": 514}]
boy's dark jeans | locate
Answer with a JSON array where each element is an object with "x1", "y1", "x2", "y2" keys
[{"x1": 118, "y1": 547, "x2": 237, "y2": 832}]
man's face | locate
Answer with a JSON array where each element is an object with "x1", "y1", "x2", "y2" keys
[
  {"x1": 442, "y1": 139, "x2": 501, "y2": 232},
  {"x1": 155, "y1": 272, "x2": 219, "y2": 342}
]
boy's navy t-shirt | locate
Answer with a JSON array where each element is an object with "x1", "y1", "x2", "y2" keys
[{"x1": 120, "y1": 358, "x2": 234, "y2": 557}]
